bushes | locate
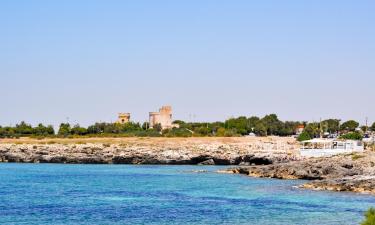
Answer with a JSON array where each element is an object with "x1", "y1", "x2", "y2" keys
[
  {"x1": 34, "y1": 124, "x2": 54, "y2": 136},
  {"x1": 226, "y1": 116, "x2": 249, "y2": 135},
  {"x1": 297, "y1": 131, "x2": 311, "y2": 142},
  {"x1": 361, "y1": 207, "x2": 375, "y2": 225},
  {"x1": 340, "y1": 132, "x2": 363, "y2": 140},
  {"x1": 224, "y1": 114, "x2": 301, "y2": 136},
  {"x1": 0, "y1": 116, "x2": 367, "y2": 139},
  {"x1": 70, "y1": 125, "x2": 87, "y2": 135},
  {"x1": 215, "y1": 128, "x2": 239, "y2": 137},
  {"x1": 0, "y1": 122, "x2": 55, "y2": 138},
  {"x1": 340, "y1": 120, "x2": 359, "y2": 132},
  {"x1": 133, "y1": 130, "x2": 162, "y2": 137},
  {"x1": 351, "y1": 153, "x2": 364, "y2": 160},
  {"x1": 58, "y1": 123, "x2": 71, "y2": 136},
  {"x1": 163, "y1": 128, "x2": 193, "y2": 137}
]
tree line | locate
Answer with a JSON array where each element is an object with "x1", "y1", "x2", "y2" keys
[{"x1": 1, "y1": 114, "x2": 374, "y2": 139}]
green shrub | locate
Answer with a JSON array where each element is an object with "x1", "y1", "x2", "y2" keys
[
  {"x1": 297, "y1": 131, "x2": 311, "y2": 142},
  {"x1": 340, "y1": 120, "x2": 359, "y2": 132},
  {"x1": 163, "y1": 128, "x2": 193, "y2": 137},
  {"x1": 216, "y1": 127, "x2": 226, "y2": 137},
  {"x1": 361, "y1": 207, "x2": 375, "y2": 225},
  {"x1": 351, "y1": 153, "x2": 364, "y2": 160},
  {"x1": 133, "y1": 130, "x2": 162, "y2": 137},
  {"x1": 340, "y1": 132, "x2": 362, "y2": 140},
  {"x1": 224, "y1": 128, "x2": 240, "y2": 137}
]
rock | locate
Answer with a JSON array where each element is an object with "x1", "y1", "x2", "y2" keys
[
  {"x1": 0, "y1": 138, "x2": 298, "y2": 166},
  {"x1": 226, "y1": 151, "x2": 375, "y2": 194},
  {"x1": 198, "y1": 159, "x2": 215, "y2": 165}
]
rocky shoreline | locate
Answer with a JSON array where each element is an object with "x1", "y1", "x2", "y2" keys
[
  {"x1": 226, "y1": 151, "x2": 375, "y2": 194},
  {"x1": 0, "y1": 137, "x2": 298, "y2": 165},
  {"x1": 1, "y1": 137, "x2": 374, "y2": 195}
]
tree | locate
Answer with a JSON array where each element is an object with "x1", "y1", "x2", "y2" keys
[
  {"x1": 261, "y1": 114, "x2": 283, "y2": 136},
  {"x1": 254, "y1": 122, "x2": 267, "y2": 136},
  {"x1": 87, "y1": 123, "x2": 103, "y2": 134},
  {"x1": 280, "y1": 121, "x2": 301, "y2": 136},
  {"x1": 297, "y1": 131, "x2": 311, "y2": 142},
  {"x1": 0, "y1": 126, "x2": 4, "y2": 138},
  {"x1": 33, "y1": 123, "x2": 55, "y2": 136},
  {"x1": 209, "y1": 122, "x2": 225, "y2": 136},
  {"x1": 322, "y1": 119, "x2": 340, "y2": 133},
  {"x1": 119, "y1": 122, "x2": 142, "y2": 133},
  {"x1": 153, "y1": 123, "x2": 162, "y2": 132},
  {"x1": 340, "y1": 120, "x2": 359, "y2": 132},
  {"x1": 1, "y1": 127, "x2": 15, "y2": 138},
  {"x1": 142, "y1": 122, "x2": 149, "y2": 130},
  {"x1": 340, "y1": 132, "x2": 362, "y2": 140},
  {"x1": 371, "y1": 122, "x2": 375, "y2": 132},
  {"x1": 216, "y1": 127, "x2": 226, "y2": 137},
  {"x1": 361, "y1": 207, "x2": 375, "y2": 225},
  {"x1": 304, "y1": 122, "x2": 320, "y2": 138},
  {"x1": 58, "y1": 123, "x2": 71, "y2": 136},
  {"x1": 71, "y1": 124, "x2": 87, "y2": 135},
  {"x1": 103, "y1": 123, "x2": 120, "y2": 133},
  {"x1": 247, "y1": 116, "x2": 260, "y2": 132},
  {"x1": 172, "y1": 120, "x2": 185, "y2": 126},
  {"x1": 226, "y1": 116, "x2": 248, "y2": 135},
  {"x1": 360, "y1": 126, "x2": 368, "y2": 132},
  {"x1": 196, "y1": 126, "x2": 209, "y2": 136},
  {"x1": 15, "y1": 121, "x2": 33, "y2": 135}
]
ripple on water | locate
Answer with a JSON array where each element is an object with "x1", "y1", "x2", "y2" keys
[{"x1": 0, "y1": 164, "x2": 374, "y2": 225}]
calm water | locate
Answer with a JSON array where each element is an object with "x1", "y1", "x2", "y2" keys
[{"x1": 0, "y1": 164, "x2": 374, "y2": 225}]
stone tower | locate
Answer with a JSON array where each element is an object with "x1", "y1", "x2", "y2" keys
[
  {"x1": 149, "y1": 106, "x2": 176, "y2": 130},
  {"x1": 117, "y1": 113, "x2": 130, "y2": 124}
]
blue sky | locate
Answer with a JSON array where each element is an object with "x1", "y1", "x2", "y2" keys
[{"x1": 1, "y1": 0, "x2": 374, "y2": 127}]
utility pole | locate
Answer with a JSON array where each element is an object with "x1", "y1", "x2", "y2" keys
[{"x1": 319, "y1": 117, "x2": 323, "y2": 138}]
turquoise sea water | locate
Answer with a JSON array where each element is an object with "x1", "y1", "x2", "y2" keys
[{"x1": 0, "y1": 164, "x2": 374, "y2": 225}]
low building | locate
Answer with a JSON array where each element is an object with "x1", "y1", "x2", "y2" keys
[
  {"x1": 116, "y1": 113, "x2": 130, "y2": 124},
  {"x1": 149, "y1": 106, "x2": 179, "y2": 130},
  {"x1": 295, "y1": 124, "x2": 305, "y2": 135}
]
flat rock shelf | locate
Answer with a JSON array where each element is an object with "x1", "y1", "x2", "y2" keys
[{"x1": 226, "y1": 151, "x2": 375, "y2": 194}]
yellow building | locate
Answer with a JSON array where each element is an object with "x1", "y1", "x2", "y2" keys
[{"x1": 116, "y1": 113, "x2": 130, "y2": 124}]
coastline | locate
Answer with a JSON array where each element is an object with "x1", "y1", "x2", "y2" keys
[
  {"x1": 1, "y1": 136, "x2": 374, "y2": 195},
  {"x1": 225, "y1": 151, "x2": 375, "y2": 195},
  {"x1": 0, "y1": 137, "x2": 298, "y2": 165}
]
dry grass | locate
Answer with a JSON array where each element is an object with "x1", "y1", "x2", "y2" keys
[{"x1": 0, "y1": 136, "x2": 297, "y2": 146}]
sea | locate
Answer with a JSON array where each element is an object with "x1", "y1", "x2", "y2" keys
[{"x1": 0, "y1": 164, "x2": 374, "y2": 225}]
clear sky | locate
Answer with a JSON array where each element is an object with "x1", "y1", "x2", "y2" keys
[{"x1": 1, "y1": 0, "x2": 374, "y2": 127}]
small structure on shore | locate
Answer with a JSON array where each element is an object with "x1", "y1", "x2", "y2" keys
[
  {"x1": 295, "y1": 124, "x2": 305, "y2": 135},
  {"x1": 300, "y1": 138, "x2": 364, "y2": 158},
  {"x1": 116, "y1": 113, "x2": 130, "y2": 124},
  {"x1": 149, "y1": 106, "x2": 179, "y2": 130}
]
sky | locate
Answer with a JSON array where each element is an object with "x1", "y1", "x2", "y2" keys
[{"x1": 1, "y1": 0, "x2": 374, "y2": 127}]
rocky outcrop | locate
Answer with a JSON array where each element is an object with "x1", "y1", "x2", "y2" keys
[
  {"x1": 302, "y1": 176, "x2": 375, "y2": 194},
  {"x1": 0, "y1": 138, "x2": 298, "y2": 165},
  {"x1": 226, "y1": 151, "x2": 375, "y2": 194},
  {"x1": 2, "y1": 138, "x2": 373, "y2": 194}
]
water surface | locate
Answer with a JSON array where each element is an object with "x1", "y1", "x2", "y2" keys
[{"x1": 0, "y1": 164, "x2": 374, "y2": 224}]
